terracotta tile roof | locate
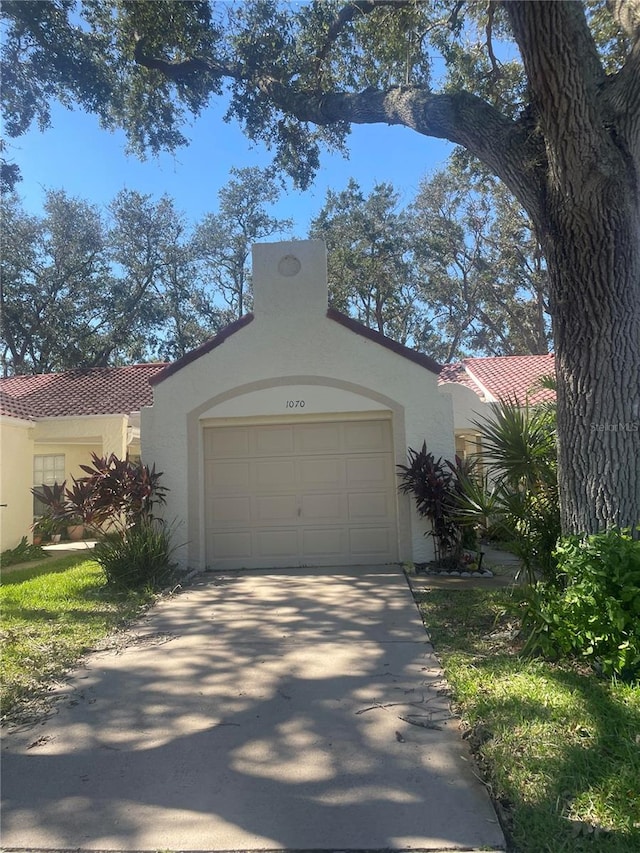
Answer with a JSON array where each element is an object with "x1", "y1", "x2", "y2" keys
[
  {"x1": 438, "y1": 362, "x2": 484, "y2": 394},
  {"x1": 439, "y1": 354, "x2": 556, "y2": 405},
  {"x1": 0, "y1": 364, "x2": 168, "y2": 421}
]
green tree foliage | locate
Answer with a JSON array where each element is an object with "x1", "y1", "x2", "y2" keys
[
  {"x1": 1, "y1": 188, "x2": 224, "y2": 374},
  {"x1": 1, "y1": 171, "x2": 290, "y2": 372},
  {"x1": 310, "y1": 174, "x2": 550, "y2": 359},
  {"x1": 310, "y1": 179, "x2": 420, "y2": 343},
  {"x1": 1, "y1": 0, "x2": 638, "y2": 534},
  {"x1": 105, "y1": 189, "x2": 223, "y2": 363},
  {"x1": 193, "y1": 166, "x2": 292, "y2": 320},
  {"x1": 411, "y1": 167, "x2": 550, "y2": 360},
  {"x1": 1, "y1": 189, "x2": 113, "y2": 374}
]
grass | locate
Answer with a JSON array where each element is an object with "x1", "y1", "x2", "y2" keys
[
  {"x1": 417, "y1": 588, "x2": 640, "y2": 853},
  {"x1": 1, "y1": 555, "x2": 156, "y2": 720}
]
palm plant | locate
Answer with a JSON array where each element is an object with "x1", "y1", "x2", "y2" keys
[{"x1": 454, "y1": 399, "x2": 561, "y2": 584}]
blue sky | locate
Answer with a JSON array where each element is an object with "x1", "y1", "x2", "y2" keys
[{"x1": 8, "y1": 95, "x2": 455, "y2": 236}]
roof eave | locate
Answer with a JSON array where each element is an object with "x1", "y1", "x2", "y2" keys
[
  {"x1": 150, "y1": 313, "x2": 255, "y2": 385},
  {"x1": 326, "y1": 309, "x2": 442, "y2": 375}
]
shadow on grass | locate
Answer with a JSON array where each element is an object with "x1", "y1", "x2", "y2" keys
[
  {"x1": 417, "y1": 588, "x2": 640, "y2": 853},
  {"x1": 1, "y1": 559, "x2": 155, "y2": 721},
  {"x1": 498, "y1": 667, "x2": 640, "y2": 852}
]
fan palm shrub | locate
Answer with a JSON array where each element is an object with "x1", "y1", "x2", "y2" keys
[{"x1": 454, "y1": 399, "x2": 561, "y2": 584}]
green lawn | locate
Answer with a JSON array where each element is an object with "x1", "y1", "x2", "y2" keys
[
  {"x1": 1, "y1": 555, "x2": 155, "y2": 719},
  {"x1": 417, "y1": 588, "x2": 640, "y2": 853}
]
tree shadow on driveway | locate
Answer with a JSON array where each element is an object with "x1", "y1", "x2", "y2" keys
[{"x1": 1, "y1": 566, "x2": 505, "y2": 851}]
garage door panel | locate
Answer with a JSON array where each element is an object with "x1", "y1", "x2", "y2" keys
[
  {"x1": 205, "y1": 460, "x2": 250, "y2": 492},
  {"x1": 301, "y1": 492, "x2": 346, "y2": 520},
  {"x1": 298, "y1": 457, "x2": 345, "y2": 487},
  {"x1": 301, "y1": 527, "x2": 345, "y2": 556},
  {"x1": 344, "y1": 420, "x2": 391, "y2": 452},
  {"x1": 257, "y1": 528, "x2": 299, "y2": 557},
  {"x1": 348, "y1": 491, "x2": 392, "y2": 520},
  {"x1": 253, "y1": 425, "x2": 294, "y2": 456},
  {"x1": 204, "y1": 427, "x2": 249, "y2": 459},
  {"x1": 208, "y1": 530, "x2": 253, "y2": 559},
  {"x1": 254, "y1": 459, "x2": 296, "y2": 488},
  {"x1": 346, "y1": 455, "x2": 391, "y2": 486},
  {"x1": 296, "y1": 423, "x2": 341, "y2": 453},
  {"x1": 208, "y1": 496, "x2": 251, "y2": 525},
  {"x1": 203, "y1": 419, "x2": 398, "y2": 568},
  {"x1": 349, "y1": 526, "x2": 395, "y2": 556},
  {"x1": 255, "y1": 494, "x2": 298, "y2": 522}
]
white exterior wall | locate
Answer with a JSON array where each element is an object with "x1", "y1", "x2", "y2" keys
[
  {"x1": 439, "y1": 383, "x2": 490, "y2": 432},
  {"x1": 143, "y1": 240, "x2": 455, "y2": 569}
]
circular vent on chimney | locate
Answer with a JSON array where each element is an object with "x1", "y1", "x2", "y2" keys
[{"x1": 278, "y1": 254, "x2": 301, "y2": 277}]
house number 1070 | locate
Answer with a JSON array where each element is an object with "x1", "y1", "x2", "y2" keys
[{"x1": 286, "y1": 400, "x2": 305, "y2": 408}]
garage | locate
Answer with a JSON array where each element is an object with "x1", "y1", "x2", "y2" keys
[
  {"x1": 203, "y1": 418, "x2": 398, "y2": 569},
  {"x1": 143, "y1": 239, "x2": 455, "y2": 570}
]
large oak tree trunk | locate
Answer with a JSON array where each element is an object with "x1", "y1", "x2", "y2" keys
[
  {"x1": 543, "y1": 196, "x2": 640, "y2": 533},
  {"x1": 505, "y1": 1, "x2": 640, "y2": 534}
]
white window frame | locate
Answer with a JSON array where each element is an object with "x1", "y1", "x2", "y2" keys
[{"x1": 33, "y1": 454, "x2": 66, "y2": 516}]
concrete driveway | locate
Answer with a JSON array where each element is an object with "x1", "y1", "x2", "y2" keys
[{"x1": 1, "y1": 565, "x2": 505, "y2": 851}]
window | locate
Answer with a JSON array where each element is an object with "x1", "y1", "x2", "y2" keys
[{"x1": 33, "y1": 454, "x2": 65, "y2": 516}]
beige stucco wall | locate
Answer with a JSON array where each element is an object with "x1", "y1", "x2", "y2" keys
[
  {"x1": 0, "y1": 418, "x2": 35, "y2": 551},
  {"x1": 143, "y1": 239, "x2": 456, "y2": 570},
  {"x1": 33, "y1": 415, "x2": 128, "y2": 459}
]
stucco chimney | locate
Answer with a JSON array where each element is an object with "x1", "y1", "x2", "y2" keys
[{"x1": 252, "y1": 240, "x2": 328, "y2": 317}]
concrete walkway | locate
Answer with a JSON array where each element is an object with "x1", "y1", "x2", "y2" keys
[{"x1": 1, "y1": 565, "x2": 505, "y2": 852}]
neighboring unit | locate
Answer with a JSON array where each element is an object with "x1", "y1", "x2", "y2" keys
[
  {"x1": 438, "y1": 353, "x2": 556, "y2": 459},
  {"x1": 0, "y1": 364, "x2": 166, "y2": 551}
]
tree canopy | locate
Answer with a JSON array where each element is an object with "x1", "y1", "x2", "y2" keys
[
  {"x1": 1, "y1": 0, "x2": 639, "y2": 535},
  {"x1": 1, "y1": 174, "x2": 292, "y2": 373}
]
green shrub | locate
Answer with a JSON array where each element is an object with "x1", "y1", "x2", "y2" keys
[
  {"x1": 455, "y1": 400, "x2": 561, "y2": 584},
  {"x1": 520, "y1": 529, "x2": 640, "y2": 680},
  {"x1": 93, "y1": 520, "x2": 176, "y2": 591},
  {"x1": 0, "y1": 536, "x2": 48, "y2": 568}
]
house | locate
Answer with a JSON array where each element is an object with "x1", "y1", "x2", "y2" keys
[
  {"x1": 142, "y1": 240, "x2": 455, "y2": 571},
  {"x1": 0, "y1": 364, "x2": 166, "y2": 551},
  {"x1": 1, "y1": 238, "x2": 556, "y2": 567},
  {"x1": 438, "y1": 353, "x2": 556, "y2": 459}
]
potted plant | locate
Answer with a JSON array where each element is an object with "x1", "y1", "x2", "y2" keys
[
  {"x1": 65, "y1": 516, "x2": 85, "y2": 541},
  {"x1": 32, "y1": 519, "x2": 45, "y2": 546},
  {"x1": 31, "y1": 512, "x2": 59, "y2": 544}
]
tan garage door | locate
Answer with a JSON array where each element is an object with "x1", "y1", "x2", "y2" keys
[{"x1": 203, "y1": 419, "x2": 398, "y2": 569}]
